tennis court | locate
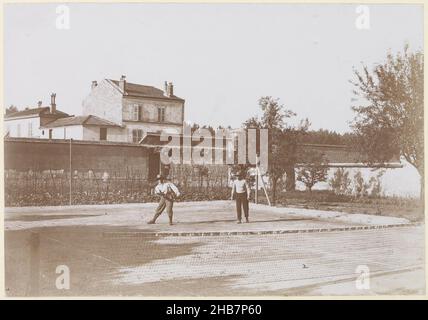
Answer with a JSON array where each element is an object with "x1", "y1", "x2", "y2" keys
[{"x1": 4, "y1": 201, "x2": 425, "y2": 296}]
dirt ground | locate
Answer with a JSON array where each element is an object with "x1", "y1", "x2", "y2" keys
[
  {"x1": 284, "y1": 201, "x2": 424, "y2": 223},
  {"x1": 4, "y1": 201, "x2": 426, "y2": 297},
  {"x1": 259, "y1": 191, "x2": 424, "y2": 222}
]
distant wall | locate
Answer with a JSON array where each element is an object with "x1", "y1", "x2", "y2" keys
[
  {"x1": 4, "y1": 137, "x2": 150, "y2": 175},
  {"x1": 295, "y1": 143, "x2": 400, "y2": 165},
  {"x1": 4, "y1": 138, "x2": 402, "y2": 175},
  {"x1": 296, "y1": 163, "x2": 420, "y2": 198}
]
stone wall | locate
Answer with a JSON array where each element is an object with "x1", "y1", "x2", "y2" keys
[{"x1": 4, "y1": 137, "x2": 150, "y2": 175}]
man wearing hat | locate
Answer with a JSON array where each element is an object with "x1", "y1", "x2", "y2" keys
[
  {"x1": 147, "y1": 174, "x2": 181, "y2": 225},
  {"x1": 231, "y1": 171, "x2": 251, "y2": 223}
]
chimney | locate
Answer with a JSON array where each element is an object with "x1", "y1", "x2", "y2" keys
[
  {"x1": 91, "y1": 80, "x2": 98, "y2": 90},
  {"x1": 167, "y1": 82, "x2": 174, "y2": 97},
  {"x1": 164, "y1": 81, "x2": 168, "y2": 95},
  {"x1": 37, "y1": 101, "x2": 42, "y2": 108},
  {"x1": 119, "y1": 75, "x2": 126, "y2": 92},
  {"x1": 50, "y1": 93, "x2": 56, "y2": 113}
]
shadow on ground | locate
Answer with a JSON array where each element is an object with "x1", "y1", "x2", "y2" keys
[{"x1": 5, "y1": 225, "x2": 202, "y2": 297}]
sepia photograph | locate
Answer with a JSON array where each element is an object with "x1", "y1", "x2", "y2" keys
[{"x1": 1, "y1": 1, "x2": 425, "y2": 299}]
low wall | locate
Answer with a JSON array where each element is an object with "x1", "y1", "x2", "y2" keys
[{"x1": 4, "y1": 137, "x2": 150, "y2": 174}]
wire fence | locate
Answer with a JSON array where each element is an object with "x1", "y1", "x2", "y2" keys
[{"x1": 4, "y1": 164, "x2": 233, "y2": 207}]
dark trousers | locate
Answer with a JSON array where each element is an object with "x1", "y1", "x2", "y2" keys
[
  {"x1": 235, "y1": 192, "x2": 249, "y2": 221},
  {"x1": 152, "y1": 197, "x2": 174, "y2": 222}
]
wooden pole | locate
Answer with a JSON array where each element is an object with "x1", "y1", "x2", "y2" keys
[
  {"x1": 255, "y1": 155, "x2": 259, "y2": 204},
  {"x1": 257, "y1": 166, "x2": 271, "y2": 206},
  {"x1": 69, "y1": 138, "x2": 72, "y2": 206}
]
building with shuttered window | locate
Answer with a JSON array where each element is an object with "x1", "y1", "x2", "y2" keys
[{"x1": 82, "y1": 75, "x2": 185, "y2": 142}]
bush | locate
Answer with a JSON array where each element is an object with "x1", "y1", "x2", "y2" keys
[
  {"x1": 296, "y1": 151, "x2": 328, "y2": 192},
  {"x1": 329, "y1": 168, "x2": 352, "y2": 195},
  {"x1": 353, "y1": 171, "x2": 369, "y2": 197},
  {"x1": 368, "y1": 170, "x2": 384, "y2": 197}
]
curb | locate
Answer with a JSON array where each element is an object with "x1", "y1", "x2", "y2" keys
[{"x1": 102, "y1": 222, "x2": 421, "y2": 238}]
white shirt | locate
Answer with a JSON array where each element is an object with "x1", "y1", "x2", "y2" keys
[
  {"x1": 155, "y1": 182, "x2": 181, "y2": 197},
  {"x1": 231, "y1": 179, "x2": 250, "y2": 195}
]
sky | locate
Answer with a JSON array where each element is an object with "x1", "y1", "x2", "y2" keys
[{"x1": 3, "y1": 3, "x2": 424, "y2": 133}]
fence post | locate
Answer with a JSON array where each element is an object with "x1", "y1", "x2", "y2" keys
[{"x1": 255, "y1": 171, "x2": 258, "y2": 204}]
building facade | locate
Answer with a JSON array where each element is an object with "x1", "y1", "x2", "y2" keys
[
  {"x1": 82, "y1": 76, "x2": 185, "y2": 143},
  {"x1": 4, "y1": 94, "x2": 70, "y2": 139},
  {"x1": 40, "y1": 115, "x2": 122, "y2": 141}
]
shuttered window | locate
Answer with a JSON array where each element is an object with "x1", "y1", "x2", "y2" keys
[
  {"x1": 132, "y1": 129, "x2": 143, "y2": 143},
  {"x1": 157, "y1": 107, "x2": 165, "y2": 122},
  {"x1": 138, "y1": 105, "x2": 143, "y2": 121},
  {"x1": 133, "y1": 105, "x2": 139, "y2": 120}
]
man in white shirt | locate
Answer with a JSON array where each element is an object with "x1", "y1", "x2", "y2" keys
[
  {"x1": 231, "y1": 172, "x2": 251, "y2": 223},
  {"x1": 147, "y1": 174, "x2": 181, "y2": 225}
]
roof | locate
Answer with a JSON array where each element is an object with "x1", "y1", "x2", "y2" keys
[
  {"x1": 109, "y1": 80, "x2": 185, "y2": 102},
  {"x1": 139, "y1": 132, "x2": 233, "y2": 149},
  {"x1": 139, "y1": 132, "x2": 194, "y2": 148},
  {"x1": 4, "y1": 107, "x2": 69, "y2": 119},
  {"x1": 41, "y1": 115, "x2": 121, "y2": 128}
]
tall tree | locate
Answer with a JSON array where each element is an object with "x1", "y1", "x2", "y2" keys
[
  {"x1": 351, "y1": 45, "x2": 424, "y2": 198},
  {"x1": 243, "y1": 96, "x2": 308, "y2": 204}
]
